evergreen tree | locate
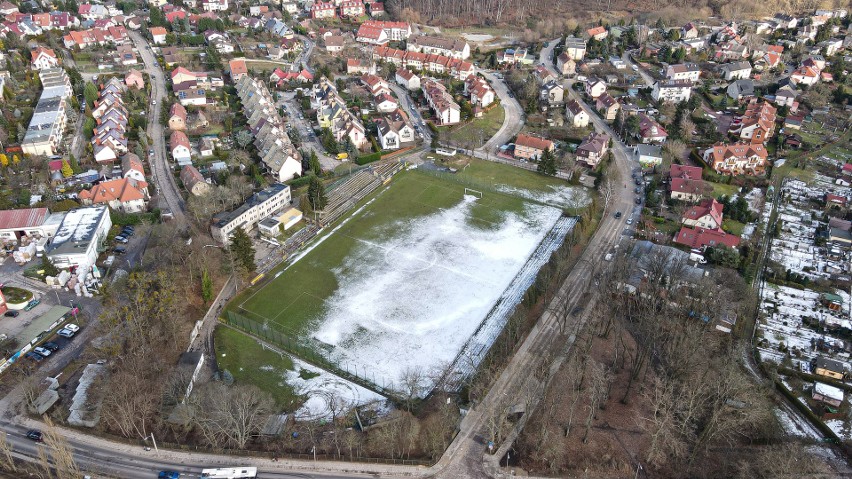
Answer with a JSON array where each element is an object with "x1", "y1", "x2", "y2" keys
[
  {"x1": 308, "y1": 176, "x2": 328, "y2": 210},
  {"x1": 40, "y1": 255, "x2": 60, "y2": 277},
  {"x1": 229, "y1": 227, "x2": 256, "y2": 273},
  {"x1": 69, "y1": 154, "x2": 81, "y2": 174},
  {"x1": 83, "y1": 82, "x2": 98, "y2": 107},
  {"x1": 201, "y1": 269, "x2": 213, "y2": 303},
  {"x1": 309, "y1": 150, "x2": 322, "y2": 176},
  {"x1": 537, "y1": 148, "x2": 557, "y2": 176}
]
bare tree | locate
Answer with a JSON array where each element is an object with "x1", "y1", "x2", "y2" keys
[
  {"x1": 397, "y1": 367, "x2": 425, "y2": 412},
  {"x1": 193, "y1": 383, "x2": 275, "y2": 449},
  {"x1": 0, "y1": 433, "x2": 17, "y2": 473},
  {"x1": 582, "y1": 360, "x2": 612, "y2": 443},
  {"x1": 41, "y1": 416, "x2": 81, "y2": 479}
]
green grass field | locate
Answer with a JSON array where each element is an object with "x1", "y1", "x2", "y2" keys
[
  {"x1": 445, "y1": 106, "x2": 505, "y2": 147},
  {"x1": 214, "y1": 326, "x2": 304, "y2": 409},
  {"x1": 229, "y1": 169, "x2": 535, "y2": 336}
]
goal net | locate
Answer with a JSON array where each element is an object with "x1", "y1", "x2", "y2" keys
[{"x1": 464, "y1": 188, "x2": 483, "y2": 199}]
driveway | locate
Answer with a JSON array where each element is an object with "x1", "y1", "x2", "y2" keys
[
  {"x1": 388, "y1": 83, "x2": 431, "y2": 144},
  {"x1": 280, "y1": 93, "x2": 339, "y2": 171},
  {"x1": 476, "y1": 70, "x2": 524, "y2": 153}
]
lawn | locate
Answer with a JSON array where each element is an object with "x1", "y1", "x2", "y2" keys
[
  {"x1": 723, "y1": 219, "x2": 746, "y2": 236},
  {"x1": 709, "y1": 181, "x2": 740, "y2": 198},
  {"x1": 1, "y1": 286, "x2": 33, "y2": 304},
  {"x1": 214, "y1": 325, "x2": 304, "y2": 410},
  {"x1": 444, "y1": 105, "x2": 505, "y2": 148}
]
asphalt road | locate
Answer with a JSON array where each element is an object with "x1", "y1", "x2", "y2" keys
[
  {"x1": 129, "y1": 31, "x2": 187, "y2": 222},
  {"x1": 280, "y1": 93, "x2": 339, "y2": 171},
  {"x1": 476, "y1": 70, "x2": 524, "y2": 153}
]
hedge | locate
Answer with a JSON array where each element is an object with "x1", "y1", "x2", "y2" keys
[
  {"x1": 286, "y1": 175, "x2": 315, "y2": 188},
  {"x1": 355, "y1": 152, "x2": 382, "y2": 165}
]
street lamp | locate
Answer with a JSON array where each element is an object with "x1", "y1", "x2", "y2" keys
[{"x1": 143, "y1": 433, "x2": 158, "y2": 454}]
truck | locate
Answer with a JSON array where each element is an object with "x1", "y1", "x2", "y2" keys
[{"x1": 689, "y1": 252, "x2": 707, "y2": 264}]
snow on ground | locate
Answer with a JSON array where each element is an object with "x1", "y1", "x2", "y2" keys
[
  {"x1": 461, "y1": 33, "x2": 494, "y2": 42},
  {"x1": 496, "y1": 184, "x2": 592, "y2": 210},
  {"x1": 774, "y1": 407, "x2": 820, "y2": 439},
  {"x1": 285, "y1": 356, "x2": 388, "y2": 421},
  {"x1": 826, "y1": 419, "x2": 852, "y2": 440},
  {"x1": 310, "y1": 196, "x2": 566, "y2": 393}
]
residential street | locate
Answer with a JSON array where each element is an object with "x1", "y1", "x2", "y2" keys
[
  {"x1": 476, "y1": 69, "x2": 524, "y2": 153},
  {"x1": 280, "y1": 92, "x2": 339, "y2": 170},
  {"x1": 128, "y1": 31, "x2": 187, "y2": 222}
]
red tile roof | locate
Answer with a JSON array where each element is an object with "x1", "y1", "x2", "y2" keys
[
  {"x1": 79, "y1": 178, "x2": 147, "y2": 204},
  {"x1": 515, "y1": 133, "x2": 554, "y2": 152},
  {"x1": 675, "y1": 226, "x2": 740, "y2": 249}
]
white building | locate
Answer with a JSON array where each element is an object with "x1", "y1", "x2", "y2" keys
[
  {"x1": 46, "y1": 206, "x2": 111, "y2": 269},
  {"x1": 652, "y1": 79, "x2": 692, "y2": 103},
  {"x1": 211, "y1": 184, "x2": 291, "y2": 244},
  {"x1": 563, "y1": 36, "x2": 586, "y2": 61},
  {"x1": 665, "y1": 63, "x2": 701, "y2": 82},
  {"x1": 719, "y1": 61, "x2": 752, "y2": 81},
  {"x1": 565, "y1": 100, "x2": 589, "y2": 128}
]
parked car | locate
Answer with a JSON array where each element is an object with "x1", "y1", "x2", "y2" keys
[
  {"x1": 114, "y1": 247, "x2": 127, "y2": 255},
  {"x1": 26, "y1": 430, "x2": 43, "y2": 442},
  {"x1": 158, "y1": 471, "x2": 180, "y2": 479},
  {"x1": 614, "y1": 211, "x2": 622, "y2": 218},
  {"x1": 24, "y1": 351, "x2": 44, "y2": 362},
  {"x1": 121, "y1": 228, "x2": 134, "y2": 236},
  {"x1": 42, "y1": 342, "x2": 60, "y2": 352},
  {"x1": 114, "y1": 235, "x2": 128, "y2": 244},
  {"x1": 634, "y1": 198, "x2": 642, "y2": 205},
  {"x1": 24, "y1": 299, "x2": 40, "y2": 311},
  {"x1": 33, "y1": 347, "x2": 52, "y2": 357},
  {"x1": 64, "y1": 324, "x2": 80, "y2": 333},
  {"x1": 57, "y1": 328, "x2": 75, "y2": 338},
  {"x1": 4, "y1": 311, "x2": 19, "y2": 318}
]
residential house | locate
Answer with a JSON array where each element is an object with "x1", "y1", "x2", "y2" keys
[
  {"x1": 497, "y1": 48, "x2": 535, "y2": 65},
  {"x1": 465, "y1": 76, "x2": 495, "y2": 107},
  {"x1": 368, "y1": 2, "x2": 385, "y2": 16},
  {"x1": 576, "y1": 132, "x2": 609, "y2": 168},
  {"x1": 78, "y1": 177, "x2": 149, "y2": 213},
  {"x1": 596, "y1": 93, "x2": 620, "y2": 121},
  {"x1": 665, "y1": 63, "x2": 701, "y2": 82},
  {"x1": 556, "y1": 52, "x2": 576, "y2": 75},
  {"x1": 355, "y1": 23, "x2": 388, "y2": 45},
  {"x1": 407, "y1": 34, "x2": 470, "y2": 59},
  {"x1": 199, "y1": 137, "x2": 216, "y2": 157},
  {"x1": 372, "y1": 46, "x2": 475, "y2": 81},
  {"x1": 540, "y1": 82, "x2": 564, "y2": 106},
  {"x1": 30, "y1": 47, "x2": 58, "y2": 70},
  {"x1": 201, "y1": 0, "x2": 228, "y2": 12},
  {"x1": 587, "y1": 26, "x2": 608, "y2": 41},
  {"x1": 168, "y1": 103, "x2": 187, "y2": 131},
  {"x1": 651, "y1": 79, "x2": 692, "y2": 103},
  {"x1": 674, "y1": 226, "x2": 740, "y2": 249},
  {"x1": 374, "y1": 92, "x2": 398, "y2": 113},
  {"x1": 376, "y1": 109, "x2": 415, "y2": 150},
  {"x1": 727, "y1": 79, "x2": 754, "y2": 101},
  {"x1": 719, "y1": 61, "x2": 752, "y2": 81},
  {"x1": 124, "y1": 69, "x2": 144, "y2": 90},
  {"x1": 237, "y1": 76, "x2": 303, "y2": 181},
  {"x1": 784, "y1": 114, "x2": 804, "y2": 130},
  {"x1": 585, "y1": 78, "x2": 607, "y2": 99},
  {"x1": 773, "y1": 83, "x2": 799, "y2": 108},
  {"x1": 395, "y1": 68, "x2": 420, "y2": 90},
  {"x1": 312, "y1": 77, "x2": 369, "y2": 149},
  {"x1": 228, "y1": 58, "x2": 248, "y2": 81},
  {"x1": 730, "y1": 101, "x2": 776, "y2": 144},
  {"x1": 791, "y1": 65, "x2": 820, "y2": 86},
  {"x1": 637, "y1": 114, "x2": 668, "y2": 144},
  {"x1": 340, "y1": 0, "x2": 365, "y2": 17},
  {"x1": 633, "y1": 144, "x2": 662, "y2": 168},
  {"x1": 535, "y1": 65, "x2": 557, "y2": 85},
  {"x1": 669, "y1": 164, "x2": 706, "y2": 201},
  {"x1": 346, "y1": 58, "x2": 374, "y2": 75},
  {"x1": 325, "y1": 35, "x2": 345, "y2": 53},
  {"x1": 422, "y1": 79, "x2": 460, "y2": 125},
  {"x1": 682, "y1": 198, "x2": 724, "y2": 229},
  {"x1": 703, "y1": 142, "x2": 768, "y2": 175},
  {"x1": 563, "y1": 36, "x2": 586, "y2": 61},
  {"x1": 814, "y1": 357, "x2": 845, "y2": 379},
  {"x1": 170, "y1": 131, "x2": 192, "y2": 165},
  {"x1": 514, "y1": 134, "x2": 554, "y2": 161},
  {"x1": 310, "y1": 2, "x2": 336, "y2": 19},
  {"x1": 565, "y1": 100, "x2": 589, "y2": 127},
  {"x1": 121, "y1": 154, "x2": 145, "y2": 182},
  {"x1": 181, "y1": 165, "x2": 211, "y2": 196},
  {"x1": 682, "y1": 22, "x2": 699, "y2": 39},
  {"x1": 812, "y1": 382, "x2": 844, "y2": 408},
  {"x1": 150, "y1": 26, "x2": 167, "y2": 44}
]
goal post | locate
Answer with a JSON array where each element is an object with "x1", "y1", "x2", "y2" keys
[{"x1": 464, "y1": 188, "x2": 483, "y2": 199}]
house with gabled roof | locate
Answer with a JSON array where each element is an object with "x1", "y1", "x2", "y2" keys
[
  {"x1": 30, "y1": 47, "x2": 59, "y2": 70},
  {"x1": 565, "y1": 100, "x2": 589, "y2": 127},
  {"x1": 514, "y1": 134, "x2": 554, "y2": 161},
  {"x1": 576, "y1": 132, "x2": 609, "y2": 168},
  {"x1": 669, "y1": 164, "x2": 707, "y2": 202},
  {"x1": 682, "y1": 198, "x2": 724, "y2": 229},
  {"x1": 79, "y1": 177, "x2": 149, "y2": 213},
  {"x1": 703, "y1": 142, "x2": 768, "y2": 176}
]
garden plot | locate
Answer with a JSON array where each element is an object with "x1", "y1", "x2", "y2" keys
[{"x1": 758, "y1": 284, "x2": 852, "y2": 367}]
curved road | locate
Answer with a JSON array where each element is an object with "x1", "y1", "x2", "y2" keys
[{"x1": 476, "y1": 70, "x2": 524, "y2": 153}]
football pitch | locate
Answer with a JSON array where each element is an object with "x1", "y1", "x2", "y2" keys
[{"x1": 229, "y1": 167, "x2": 572, "y2": 391}]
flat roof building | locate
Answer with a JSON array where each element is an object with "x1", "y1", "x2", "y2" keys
[
  {"x1": 46, "y1": 206, "x2": 111, "y2": 269},
  {"x1": 211, "y1": 184, "x2": 291, "y2": 244}
]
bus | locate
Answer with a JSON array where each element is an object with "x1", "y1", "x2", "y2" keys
[{"x1": 200, "y1": 467, "x2": 258, "y2": 479}]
